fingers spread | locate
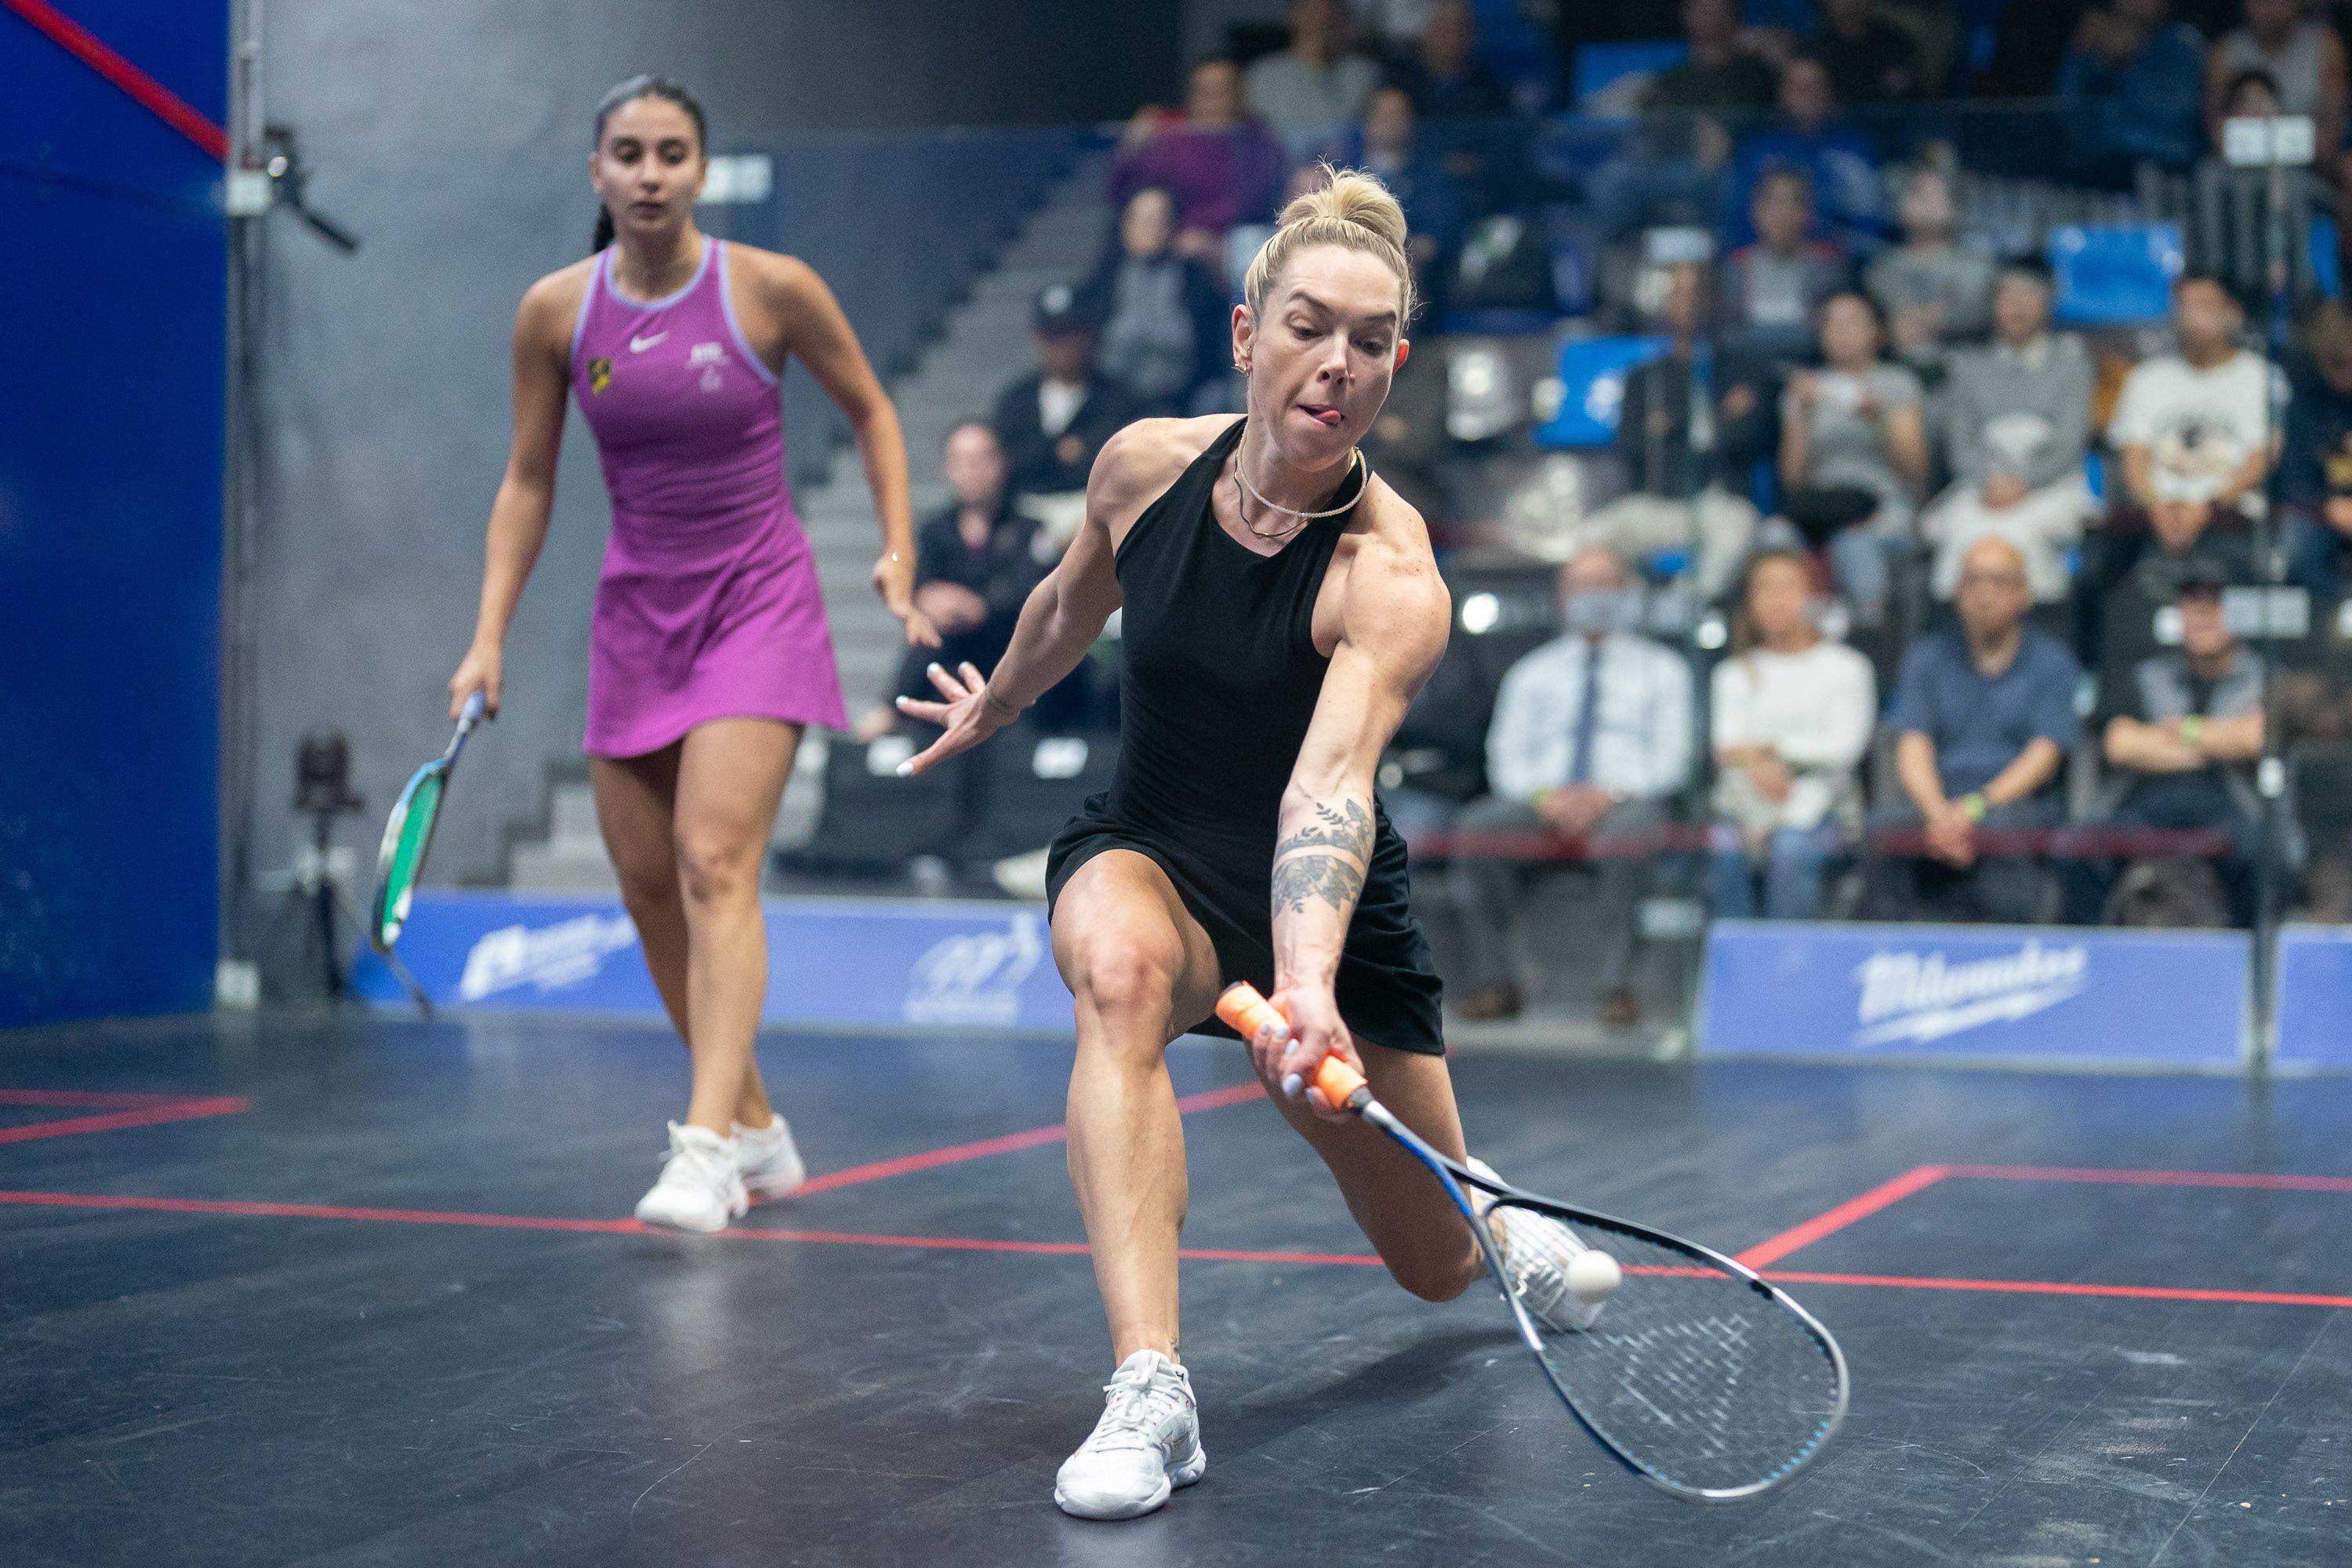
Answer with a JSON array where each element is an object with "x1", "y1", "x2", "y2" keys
[
  {"x1": 895, "y1": 695, "x2": 949, "y2": 724},
  {"x1": 924, "y1": 662, "x2": 968, "y2": 699}
]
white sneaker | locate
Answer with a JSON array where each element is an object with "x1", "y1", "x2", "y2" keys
[
  {"x1": 1053, "y1": 1349, "x2": 1207, "y2": 1520},
  {"x1": 732, "y1": 1112, "x2": 806, "y2": 1200},
  {"x1": 633, "y1": 1123, "x2": 746, "y2": 1234},
  {"x1": 1466, "y1": 1156, "x2": 1610, "y2": 1334}
]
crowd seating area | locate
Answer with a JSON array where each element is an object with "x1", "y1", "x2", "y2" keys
[{"x1": 788, "y1": 0, "x2": 2352, "y2": 1024}]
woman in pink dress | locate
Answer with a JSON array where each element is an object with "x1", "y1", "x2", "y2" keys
[{"x1": 449, "y1": 76, "x2": 938, "y2": 1232}]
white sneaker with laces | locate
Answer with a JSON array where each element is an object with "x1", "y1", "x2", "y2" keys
[
  {"x1": 1466, "y1": 1156, "x2": 1607, "y2": 1333},
  {"x1": 1053, "y1": 1349, "x2": 1207, "y2": 1519},
  {"x1": 633, "y1": 1122, "x2": 746, "y2": 1234},
  {"x1": 731, "y1": 1112, "x2": 806, "y2": 1200}
]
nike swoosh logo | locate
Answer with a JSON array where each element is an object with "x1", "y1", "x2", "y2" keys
[{"x1": 629, "y1": 332, "x2": 668, "y2": 354}]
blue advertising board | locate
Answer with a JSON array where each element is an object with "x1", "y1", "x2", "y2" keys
[
  {"x1": 1698, "y1": 921, "x2": 2248, "y2": 1065},
  {"x1": 350, "y1": 891, "x2": 1076, "y2": 1035},
  {"x1": 2275, "y1": 925, "x2": 2352, "y2": 1068}
]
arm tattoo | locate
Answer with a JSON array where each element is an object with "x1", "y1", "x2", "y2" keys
[
  {"x1": 1272, "y1": 795, "x2": 1374, "y2": 917},
  {"x1": 1274, "y1": 798, "x2": 1373, "y2": 862},
  {"x1": 1272, "y1": 854, "x2": 1367, "y2": 916}
]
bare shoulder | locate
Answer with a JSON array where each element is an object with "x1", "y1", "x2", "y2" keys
[
  {"x1": 1344, "y1": 478, "x2": 1448, "y2": 629},
  {"x1": 517, "y1": 257, "x2": 596, "y2": 343},
  {"x1": 727, "y1": 244, "x2": 827, "y2": 308},
  {"x1": 1090, "y1": 415, "x2": 1236, "y2": 528}
]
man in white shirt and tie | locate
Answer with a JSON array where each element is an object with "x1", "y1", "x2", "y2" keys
[{"x1": 1446, "y1": 545, "x2": 1695, "y2": 1027}]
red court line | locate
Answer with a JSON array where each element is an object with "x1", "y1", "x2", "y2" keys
[
  {"x1": 1767, "y1": 1269, "x2": 2352, "y2": 1311},
  {"x1": 8, "y1": 1189, "x2": 2351, "y2": 1302},
  {"x1": 0, "y1": 1190, "x2": 644, "y2": 1232},
  {"x1": 1945, "y1": 1163, "x2": 2352, "y2": 1193},
  {"x1": 1735, "y1": 1163, "x2": 1950, "y2": 1269},
  {"x1": 0, "y1": 1097, "x2": 251, "y2": 1147},
  {"x1": 0, "y1": 1089, "x2": 222, "y2": 1109},
  {"x1": 0, "y1": 1188, "x2": 1378, "y2": 1267},
  {"x1": 2, "y1": 0, "x2": 230, "y2": 160},
  {"x1": 789, "y1": 1080, "x2": 1267, "y2": 1198}
]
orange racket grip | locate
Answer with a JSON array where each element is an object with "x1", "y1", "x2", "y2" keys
[
  {"x1": 1313, "y1": 1054, "x2": 1368, "y2": 1110},
  {"x1": 1215, "y1": 981, "x2": 1289, "y2": 1041}
]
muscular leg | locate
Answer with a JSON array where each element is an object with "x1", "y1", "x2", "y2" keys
[
  {"x1": 1052, "y1": 851, "x2": 1225, "y2": 1363},
  {"x1": 1265, "y1": 1040, "x2": 1484, "y2": 1304},
  {"x1": 668, "y1": 718, "x2": 800, "y2": 1134}
]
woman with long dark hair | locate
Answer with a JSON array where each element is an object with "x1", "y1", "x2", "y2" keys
[{"x1": 448, "y1": 76, "x2": 936, "y2": 1232}]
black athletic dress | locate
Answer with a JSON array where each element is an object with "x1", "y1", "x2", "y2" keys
[{"x1": 1044, "y1": 416, "x2": 1446, "y2": 1054}]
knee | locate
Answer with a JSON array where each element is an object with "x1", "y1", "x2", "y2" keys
[
  {"x1": 1069, "y1": 938, "x2": 1179, "y2": 1034},
  {"x1": 1385, "y1": 1238, "x2": 1481, "y2": 1303},
  {"x1": 610, "y1": 851, "x2": 684, "y2": 920},
  {"x1": 673, "y1": 829, "x2": 758, "y2": 909}
]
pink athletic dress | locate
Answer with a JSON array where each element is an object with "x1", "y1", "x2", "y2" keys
[{"x1": 569, "y1": 239, "x2": 849, "y2": 757}]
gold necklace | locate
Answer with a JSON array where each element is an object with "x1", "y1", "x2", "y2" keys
[{"x1": 1230, "y1": 433, "x2": 1363, "y2": 541}]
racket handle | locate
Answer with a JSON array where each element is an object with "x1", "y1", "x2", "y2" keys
[
  {"x1": 458, "y1": 689, "x2": 488, "y2": 727},
  {"x1": 1214, "y1": 981, "x2": 1286, "y2": 1041},
  {"x1": 1313, "y1": 1054, "x2": 1369, "y2": 1111},
  {"x1": 1214, "y1": 982, "x2": 1373, "y2": 1112}
]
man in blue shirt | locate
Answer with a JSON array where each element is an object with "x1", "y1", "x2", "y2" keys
[
  {"x1": 1862, "y1": 536, "x2": 2083, "y2": 922},
  {"x1": 2057, "y1": 0, "x2": 2209, "y2": 184}
]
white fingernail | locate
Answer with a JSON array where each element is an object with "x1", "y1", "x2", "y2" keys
[
  {"x1": 927, "y1": 662, "x2": 944, "y2": 674},
  {"x1": 1281, "y1": 1073, "x2": 1303, "y2": 1098},
  {"x1": 895, "y1": 761, "x2": 913, "y2": 778}
]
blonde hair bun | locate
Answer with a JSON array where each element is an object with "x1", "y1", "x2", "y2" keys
[{"x1": 1243, "y1": 163, "x2": 1416, "y2": 326}]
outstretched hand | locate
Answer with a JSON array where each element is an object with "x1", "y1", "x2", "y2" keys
[{"x1": 893, "y1": 660, "x2": 1014, "y2": 776}]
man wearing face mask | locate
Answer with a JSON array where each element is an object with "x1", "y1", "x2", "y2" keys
[{"x1": 1446, "y1": 546, "x2": 1694, "y2": 1027}]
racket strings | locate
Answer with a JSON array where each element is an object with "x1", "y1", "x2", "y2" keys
[{"x1": 1492, "y1": 1205, "x2": 1842, "y2": 1496}]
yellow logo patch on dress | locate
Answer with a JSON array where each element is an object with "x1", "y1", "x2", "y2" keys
[{"x1": 588, "y1": 357, "x2": 613, "y2": 394}]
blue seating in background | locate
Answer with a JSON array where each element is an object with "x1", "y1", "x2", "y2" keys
[
  {"x1": 2314, "y1": 215, "x2": 2341, "y2": 300},
  {"x1": 2049, "y1": 223, "x2": 2183, "y2": 325},
  {"x1": 1533, "y1": 336, "x2": 1669, "y2": 448},
  {"x1": 1434, "y1": 307, "x2": 1557, "y2": 337},
  {"x1": 1571, "y1": 42, "x2": 1688, "y2": 109},
  {"x1": 1467, "y1": 0, "x2": 1558, "y2": 111}
]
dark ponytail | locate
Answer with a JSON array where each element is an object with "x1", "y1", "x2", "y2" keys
[{"x1": 588, "y1": 74, "x2": 708, "y2": 255}]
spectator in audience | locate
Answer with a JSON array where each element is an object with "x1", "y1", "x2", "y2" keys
[
  {"x1": 2193, "y1": 66, "x2": 2337, "y2": 310},
  {"x1": 858, "y1": 423, "x2": 1053, "y2": 740},
  {"x1": 1584, "y1": 261, "x2": 1773, "y2": 599},
  {"x1": 1392, "y1": 0, "x2": 1512, "y2": 120},
  {"x1": 2205, "y1": 0, "x2": 2348, "y2": 162},
  {"x1": 1709, "y1": 546, "x2": 1877, "y2": 919},
  {"x1": 1246, "y1": 0, "x2": 1382, "y2": 148},
  {"x1": 2282, "y1": 299, "x2": 2352, "y2": 598},
  {"x1": 2067, "y1": 563, "x2": 2271, "y2": 924},
  {"x1": 2083, "y1": 272, "x2": 2276, "y2": 665},
  {"x1": 1779, "y1": 291, "x2": 1929, "y2": 624},
  {"x1": 1726, "y1": 55, "x2": 1887, "y2": 249},
  {"x1": 1446, "y1": 546, "x2": 1693, "y2": 1028},
  {"x1": 1087, "y1": 187, "x2": 1230, "y2": 418},
  {"x1": 991, "y1": 284, "x2": 1142, "y2": 499},
  {"x1": 1326, "y1": 85, "x2": 1468, "y2": 281},
  {"x1": 1720, "y1": 166, "x2": 1849, "y2": 360},
  {"x1": 1865, "y1": 166, "x2": 1994, "y2": 379},
  {"x1": 1109, "y1": 57, "x2": 1288, "y2": 264},
  {"x1": 1649, "y1": 0, "x2": 1780, "y2": 113},
  {"x1": 2057, "y1": 0, "x2": 2211, "y2": 183},
  {"x1": 1862, "y1": 536, "x2": 2083, "y2": 923},
  {"x1": 1811, "y1": 0, "x2": 1923, "y2": 103},
  {"x1": 1920, "y1": 262, "x2": 2098, "y2": 605}
]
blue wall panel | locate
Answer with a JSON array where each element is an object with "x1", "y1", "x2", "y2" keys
[{"x1": 0, "y1": 5, "x2": 226, "y2": 1024}]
